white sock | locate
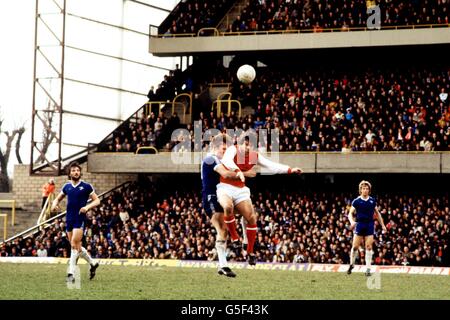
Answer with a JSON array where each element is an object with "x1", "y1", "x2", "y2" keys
[
  {"x1": 80, "y1": 247, "x2": 95, "y2": 266},
  {"x1": 365, "y1": 249, "x2": 373, "y2": 269},
  {"x1": 69, "y1": 249, "x2": 79, "y2": 275},
  {"x1": 241, "y1": 217, "x2": 248, "y2": 245},
  {"x1": 350, "y1": 248, "x2": 358, "y2": 265},
  {"x1": 216, "y1": 240, "x2": 228, "y2": 268}
]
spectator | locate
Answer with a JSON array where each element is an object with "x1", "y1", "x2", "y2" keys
[{"x1": 41, "y1": 178, "x2": 55, "y2": 209}]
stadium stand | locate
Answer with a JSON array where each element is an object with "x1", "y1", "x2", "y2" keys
[
  {"x1": 100, "y1": 62, "x2": 450, "y2": 153},
  {"x1": 2, "y1": 176, "x2": 449, "y2": 267},
  {"x1": 229, "y1": 0, "x2": 450, "y2": 33},
  {"x1": 158, "y1": 0, "x2": 235, "y2": 35}
]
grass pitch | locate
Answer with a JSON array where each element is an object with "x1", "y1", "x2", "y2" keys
[{"x1": 0, "y1": 263, "x2": 448, "y2": 300}]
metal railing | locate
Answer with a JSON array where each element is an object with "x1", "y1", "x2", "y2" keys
[
  {"x1": 0, "y1": 181, "x2": 132, "y2": 245},
  {"x1": 136, "y1": 146, "x2": 159, "y2": 154},
  {"x1": 36, "y1": 193, "x2": 55, "y2": 226},
  {"x1": 0, "y1": 214, "x2": 7, "y2": 240},
  {"x1": 212, "y1": 99, "x2": 242, "y2": 118},
  {"x1": 0, "y1": 200, "x2": 16, "y2": 226},
  {"x1": 150, "y1": 23, "x2": 450, "y2": 38}
]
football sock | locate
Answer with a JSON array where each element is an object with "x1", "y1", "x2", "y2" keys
[
  {"x1": 79, "y1": 247, "x2": 95, "y2": 266},
  {"x1": 224, "y1": 215, "x2": 239, "y2": 242},
  {"x1": 350, "y1": 248, "x2": 358, "y2": 265},
  {"x1": 69, "y1": 249, "x2": 79, "y2": 275},
  {"x1": 246, "y1": 224, "x2": 257, "y2": 254},
  {"x1": 215, "y1": 240, "x2": 228, "y2": 268},
  {"x1": 365, "y1": 249, "x2": 373, "y2": 269}
]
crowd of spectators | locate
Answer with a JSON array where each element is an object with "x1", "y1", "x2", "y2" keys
[
  {"x1": 161, "y1": 0, "x2": 234, "y2": 35},
  {"x1": 103, "y1": 64, "x2": 449, "y2": 153},
  {"x1": 227, "y1": 0, "x2": 449, "y2": 33},
  {"x1": 2, "y1": 180, "x2": 449, "y2": 267}
]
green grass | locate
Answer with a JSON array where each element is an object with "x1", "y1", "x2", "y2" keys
[{"x1": 0, "y1": 263, "x2": 448, "y2": 300}]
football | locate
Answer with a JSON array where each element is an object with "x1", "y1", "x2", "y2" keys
[{"x1": 237, "y1": 64, "x2": 256, "y2": 84}]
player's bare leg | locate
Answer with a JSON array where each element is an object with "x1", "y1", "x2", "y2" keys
[
  {"x1": 211, "y1": 213, "x2": 236, "y2": 278},
  {"x1": 364, "y1": 235, "x2": 374, "y2": 276},
  {"x1": 217, "y1": 193, "x2": 241, "y2": 256},
  {"x1": 348, "y1": 234, "x2": 362, "y2": 275},
  {"x1": 235, "y1": 200, "x2": 257, "y2": 265}
]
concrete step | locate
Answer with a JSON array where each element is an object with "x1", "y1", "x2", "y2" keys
[{"x1": 0, "y1": 209, "x2": 42, "y2": 242}]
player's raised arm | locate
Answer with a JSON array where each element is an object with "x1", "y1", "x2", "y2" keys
[
  {"x1": 257, "y1": 152, "x2": 302, "y2": 174},
  {"x1": 220, "y1": 145, "x2": 244, "y2": 182},
  {"x1": 374, "y1": 207, "x2": 387, "y2": 232},
  {"x1": 51, "y1": 191, "x2": 65, "y2": 212}
]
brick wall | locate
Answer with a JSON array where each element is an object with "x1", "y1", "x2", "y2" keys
[{"x1": 11, "y1": 164, "x2": 137, "y2": 210}]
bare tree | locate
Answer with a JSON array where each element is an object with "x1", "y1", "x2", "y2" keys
[
  {"x1": 0, "y1": 109, "x2": 26, "y2": 192},
  {"x1": 15, "y1": 126, "x2": 26, "y2": 164},
  {"x1": 35, "y1": 100, "x2": 58, "y2": 164},
  {"x1": 0, "y1": 121, "x2": 17, "y2": 192}
]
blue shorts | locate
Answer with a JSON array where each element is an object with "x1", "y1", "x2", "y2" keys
[
  {"x1": 355, "y1": 221, "x2": 375, "y2": 236},
  {"x1": 66, "y1": 219, "x2": 85, "y2": 232},
  {"x1": 202, "y1": 194, "x2": 223, "y2": 218}
]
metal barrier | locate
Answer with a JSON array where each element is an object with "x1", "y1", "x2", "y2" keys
[
  {"x1": 143, "y1": 93, "x2": 192, "y2": 123},
  {"x1": 0, "y1": 200, "x2": 16, "y2": 226},
  {"x1": 212, "y1": 99, "x2": 242, "y2": 117},
  {"x1": 172, "y1": 92, "x2": 193, "y2": 123},
  {"x1": 197, "y1": 27, "x2": 220, "y2": 36},
  {"x1": 0, "y1": 214, "x2": 7, "y2": 240},
  {"x1": 1, "y1": 181, "x2": 132, "y2": 245},
  {"x1": 36, "y1": 193, "x2": 55, "y2": 226},
  {"x1": 136, "y1": 146, "x2": 158, "y2": 154}
]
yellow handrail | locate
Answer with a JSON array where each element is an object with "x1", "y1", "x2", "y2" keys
[
  {"x1": 216, "y1": 92, "x2": 232, "y2": 101},
  {"x1": 37, "y1": 193, "x2": 55, "y2": 226},
  {"x1": 0, "y1": 214, "x2": 7, "y2": 240},
  {"x1": 197, "y1": 27, "x2": 219, "y2": 36},
  {"x1": 0, "y1": 200, "x2": 16, "y2": 226},
  {"x1": 136, "y1": 146, "x2": 159, "y2": 154},
  {"x1": 212, "y1": 99, "x2": 242, "y2": 118},
  {"x1": 144, "y1": 101, "x2": 169, "y2": 117},
  {"x1": 172, "y1": 92, "x2": 193, "y2": 118}
]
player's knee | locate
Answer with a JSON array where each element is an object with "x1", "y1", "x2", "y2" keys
[
  {"x1": 70, "y1": 240, "x2": 80, "y2": 249},
  {"x1": 222, "y1": 204, "x2": 234, "y2": 215},
  {"x1": 248, "y1": 214, "x2": 257, "y2": 225}
]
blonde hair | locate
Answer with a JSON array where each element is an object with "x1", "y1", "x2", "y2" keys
[
  {"x1": 210, "y1": 133, "x2": 233, "y2": 150},
  {"x1": 359, "y1": 180, "x2": 372, "y2": 194}
]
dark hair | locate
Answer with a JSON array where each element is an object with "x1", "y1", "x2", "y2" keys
[{"x1": 67, "y1": 161, "x2": 82, "y2": 179}]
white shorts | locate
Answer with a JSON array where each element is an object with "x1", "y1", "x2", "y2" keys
[{"x1": 216, "y1": 183, "x2": 251, "y2": 206}]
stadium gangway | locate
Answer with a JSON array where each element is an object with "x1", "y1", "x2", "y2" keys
[{"x1": 0, "y1": 181, "x2": 133, "y2": 245}]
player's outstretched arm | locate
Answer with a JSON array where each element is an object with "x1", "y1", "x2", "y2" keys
[
  {"x1": 257, "y1": 153, "x2": 302, "y2": 174},
  {"x1": 80, "y1": 192, "x2": 100, "y2": 214},
  {"x1": 51, "y1": 192, "x2": 65, "y2": 212},
  {"x1": 375, "y1": 207, "x2": 387, "y2": 232}
]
